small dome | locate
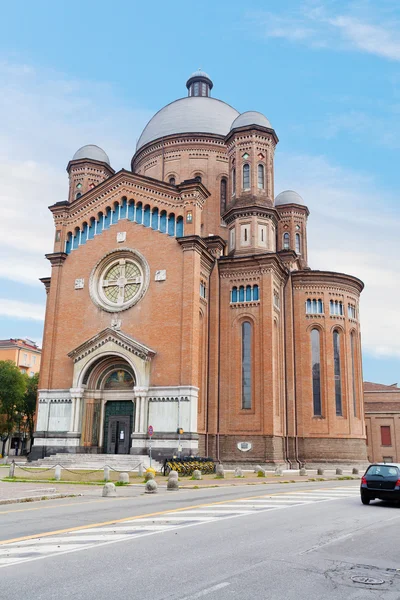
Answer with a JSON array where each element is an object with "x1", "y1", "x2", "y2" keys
[
  {"x1": 186, "y1": 69, "x2": 213, "y2": 89},
  {"x1": 275, "y1": 190, "x2": 305, "y2": 206},
  {"x1": 230, "y1": 111, "x2": 272, "y2": 131},
  {"x1": 72, "y1": 144, "x2": 110, "y2": 165}
]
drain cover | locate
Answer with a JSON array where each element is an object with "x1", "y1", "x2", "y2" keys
[{"x1": 351, "y1": 576, "x2": 385, "y2": 585}]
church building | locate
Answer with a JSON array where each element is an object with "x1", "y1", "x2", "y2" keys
[{"x1": 33, "y1": 71, "x2": 367, "y2": 465}]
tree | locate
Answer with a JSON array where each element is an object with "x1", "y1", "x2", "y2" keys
[
  {"x1": 21, "y1": 372, "x2": 39, "y2": 447},
  {"x1": 0, "y1": 361, "x2": 26, "y2": 456}
]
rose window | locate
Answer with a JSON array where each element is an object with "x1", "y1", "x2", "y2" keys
[
  {"x1": 90, "y1": 249, "x2": 149, "y2": 313},
  {"x1": 102, "y1": 260, "x2": 142, "y2": 306}
]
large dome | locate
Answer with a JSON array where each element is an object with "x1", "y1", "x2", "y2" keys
[{"x1": 136, "y1": 97, "x2": 239, "y2": 150}]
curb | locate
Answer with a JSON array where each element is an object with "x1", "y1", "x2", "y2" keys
[{"x1": 0, "y1": 493, "x2": 81, "y2": 506}]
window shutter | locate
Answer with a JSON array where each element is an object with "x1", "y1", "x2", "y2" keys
[{"x1": 381, "y1": 426, "x2": 392, "y2": 446}]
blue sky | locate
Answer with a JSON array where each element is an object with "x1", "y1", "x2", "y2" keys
[{"x1": 0, "y1": 0, "x2": 398, "y2": 383}]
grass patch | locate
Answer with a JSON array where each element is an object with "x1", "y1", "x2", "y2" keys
[
  {"x1": 115, "y1": 481, "x2": 129, "y2": 486},
  {"x1": 337, "y1": 476, "x2": 355, "y2": 480}
]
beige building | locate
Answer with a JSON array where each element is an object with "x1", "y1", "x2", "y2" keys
[
  {"x1": 0, "y1": 338, "x2": 41, "y2": 377},
  {"x1": 364, "y1": 382, "x2": 400, "y2": 463},
  {"x1": 0, "y1": 339, "x2": 41, "y2": 456}
]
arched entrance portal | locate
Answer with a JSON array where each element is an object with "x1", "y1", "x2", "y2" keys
[{"x1": 81, "y1": 356, "x2": 136, "y2": 454}]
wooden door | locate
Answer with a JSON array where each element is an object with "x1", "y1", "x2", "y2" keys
[{"x1": 107, "y1": 416, "x2": 130, "y2": 454}]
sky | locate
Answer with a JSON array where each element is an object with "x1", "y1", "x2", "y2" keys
[{"x1": 0, "y1": 0, "x2": 398, "y2": 384}]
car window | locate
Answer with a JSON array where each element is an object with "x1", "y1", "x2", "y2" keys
[{"x1": 368, "y1": 465, "x2": 398, "y2": 477}]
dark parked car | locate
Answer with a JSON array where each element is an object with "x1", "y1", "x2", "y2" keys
[{"x1": 360, "y1": 463, "x2": 400, "y2": 504}]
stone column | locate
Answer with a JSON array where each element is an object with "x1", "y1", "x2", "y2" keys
[
  {"x1": 134, "y1": 387, "x2": 148, "y2": 433},
  {"x1": 98, "y1": 399, "x2": 106, "y2": 449},
  {"x1": 70, "y1": 388, "x2": 84, "y2": 433}
]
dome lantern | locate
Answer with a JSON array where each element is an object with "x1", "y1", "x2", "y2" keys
[{"x1": 186, "y1": 69, "x2": 213, "y2": 98}]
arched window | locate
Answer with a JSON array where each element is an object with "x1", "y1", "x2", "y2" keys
[
  {"x1": 239, "y1": 286, "x2": 245, "y2": 302},
  {"x1": 232, "y1": 168, "x2": 236, "y2": 195},
  {"x1": 169, "y1": 176, "x2": 176, "y2": 185},
  {"x1": 160, "y1": 210, "x2": 167, "y2": 234},
  {"x1": 257, "y1": 164, "x2": 265, "y2": 189},
  {"x1": 128, "y1": 201, "x2": 135, "y2": 221},
  {"x1": 220, "y1": 178, "x2": 227, "y2": 213},
  {"x1": 194, "y1": 174, "x2": 202, "y2": 183},
  {"x1": 135, "y1": 202, "x2": 143, "y2": 224},
  {"x1": 143, "y1": 205, "x2": 151, "y2": 227},
  {"x1": 242, "y1": 321, "x2": 252, "y2": 409},
  {"x1": 120, "y1": 198, "x2": 127, "y2": 219},
  {"x1": 176, "y1": 216, "x2": 184, "y2": 237},
  {"x1": 243, "y1": 164, "x2": 250, "y2": 190},
  {"x1": 283, "y1": 232, "x2": 290, "y2": 250},
  {"x1": 311, "y1": 329, "x2": 322, "y2": 416},
  {"x1": 333, "y1": 330, "x2": 343, "y2": 416},
  {"x1": 295, "y1": 233, "x2": 301, "y2": 254},
  {"x1": 253, "y1": 284, "x2": 259, "y2": 301},
  {"x1": 167, "y1": 213, "x2": 175, "y2": 236},
  {"x1": 351, "y1": 331, "x2": 357, "y2": 416},
  {"x1": 75, "y1": 192, "x2": 82, "y2": 199},
  {"x1": 151, "y1": 207, "x2": 159, "y2": 230},
  {"x1": 246, "y1": 285, "x2": 252, "y2": 302},
  {"x1": 65, "y1": 232, "x2": 72, "y2": 254},
  {"x1": 231, "y1": 287, "x2": 238, "y2": 303}
]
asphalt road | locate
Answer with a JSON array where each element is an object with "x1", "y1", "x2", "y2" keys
[{"x1": 1, "y1": 480, "x2": 399, "y2": 599}]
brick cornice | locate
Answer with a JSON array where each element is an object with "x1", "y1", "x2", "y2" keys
[
  {"x1": 292, "y1": 270, "x2": 364, "y2": 294},
  {"x1": 177, "y1": 235, "x2": 215, "y2": 270},
  {"x1": 223, "y1": 203, "x2": 279, "y2": 225},
  {"x1": 45, "y1": 252, "x2": 67, "y2": 266},
  {"x1": 219, "y1": 252, "x2": 288, "y2": 281},
  {"x1": 66, "y1": 157, "x2": 115, "y2": 176},
  {"x1": 39, "y1": 277, "x2": 51, "y2": 294}
]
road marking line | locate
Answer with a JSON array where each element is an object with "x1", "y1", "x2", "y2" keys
[
  {"x1": 71, "y1": 525, "x2": 175, "y2": 533},
  {"x1": 177, "y1": 509, "x2": 253, "y2": 514},
  {"x1": 180, "y1": 582, "x2": 230, "y2": 599},
  {"x1": 0, "y1": 485, "x2": 359, "y2": 546},
  {"x1": 0, "y1": 488, "x2": 360, "y2": 569},
  {"x1": 124, "y1": 516, "x2": 218, "y2": 522}
]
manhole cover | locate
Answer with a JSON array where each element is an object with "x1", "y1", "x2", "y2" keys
[{"x1": 351, "y1": 576, "x2": 385, "y2": 585}]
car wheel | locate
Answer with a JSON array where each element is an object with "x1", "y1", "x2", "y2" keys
[{"x1": 361, "y1": 492, "x2": 370, "y2": 505}]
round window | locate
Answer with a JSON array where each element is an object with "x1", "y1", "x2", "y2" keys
[{"x1": 90, "y1": 249, "x2": 149, "y2": 312}]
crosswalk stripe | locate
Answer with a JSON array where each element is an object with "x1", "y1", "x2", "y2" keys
[{"x1": 0, "y1": 486, "x2": 359, "y2": 568}]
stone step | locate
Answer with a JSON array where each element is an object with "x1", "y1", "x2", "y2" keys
[{"x1": 30, "y1": 453, "x2": 162, "y2": 471}]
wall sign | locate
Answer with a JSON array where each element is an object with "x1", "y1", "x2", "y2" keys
[
  {"x1": 155, "y1": 270, "x2": 166, "y2": 281},
  {"x1": 74, "y1": 278, "x2": 84, "y2": 290},
  {"x1": 237, "y1": 442, "x2": 252, "y2": 452}
]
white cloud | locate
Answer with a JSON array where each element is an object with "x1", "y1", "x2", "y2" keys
[
  {"x1": 0, "y1": 298, "x2": 44, "y2": 321},
  {"x1": 329, "y1": 15, "x2": 400, "y2": 61},
  {"x1": 0, "y1": 62, "x2": 152, "y2": 295},
  {"x1": 250, "y1": 3, "x2": 400, "y2": 61},
  {"x1": 275, "y1": 151, "x2": 400, "y2": 359}
]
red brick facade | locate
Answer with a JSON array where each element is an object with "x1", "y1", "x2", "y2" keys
[
  {"x1": 364, "y1": 382, "x2": 400, "y2": 463},
  {"x1": 33, "y1": 72, "x2": 367, "y2": 464}
]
